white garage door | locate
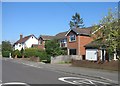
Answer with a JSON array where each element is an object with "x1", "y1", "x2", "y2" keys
[{"x1": 86, "y1": 49, "x2": 98, "y2": 61}]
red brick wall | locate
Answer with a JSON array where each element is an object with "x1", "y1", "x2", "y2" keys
[
  {"x1": 38, "y1": 38, "x2": 45, "y2": 50},
  {"x1": 38, "y1": 45, "x2": 45, "y2": 50},
  {"x1": 80, "y1": 36, "x2": 93, "y2": 55},
  {"x1": 67, "y1": 31, "x2": 79, "y2": 54},
  {"x1": 67, "y1": 31, "x2": 93, "y2": 56}
]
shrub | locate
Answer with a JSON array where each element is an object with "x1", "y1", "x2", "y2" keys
[
  {"x1": 45, "y1": 39, "x2": 66, "y2": 57},
  {"x1": 12, "y1": 50, "x2": 21, "y2": 58},
  {"x1": 24, "y1": 48, "x2": 37, "y2": 57},
  {"x1": 24, "y1": 48, "x2": 51, "y2": 63},
  {"x1": 2, "y1": 51, "x2": 11, "y2": 57}
]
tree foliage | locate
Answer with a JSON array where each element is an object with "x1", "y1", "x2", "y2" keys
[
  {"x1": 69, "y1": 12, "x2": 84, "y2": 29},
  {"x1": 2, "y1": 41, "x2": 13, "y2": 57},
  {"x1": 12, "y1": 49, "x2": 21, "y2": 58},
  {"x1": 2, "y1": 41, "x2": 12, "y2": 52},
  {"x1": 92, "y1": 8, "x2": 120, "y2": 59},
  {"x1": 45, "y1": 39, "x2": 65, "y2": 57}
]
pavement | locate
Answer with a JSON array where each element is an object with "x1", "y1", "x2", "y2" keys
[{"x1": 1, "y1": 58, "x2": 119, "y2": 86}]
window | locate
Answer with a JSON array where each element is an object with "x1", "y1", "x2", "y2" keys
[
  {"x1": 69, "y1": 35, "x2": 76, "y2": 42},
  {"x1": 19, "y1": 44, "x2": 21, "y2": 47},
  {"x1": 61, "y1": 38, "x2": 67, "y2": 43},
  {"x1": 69, "y1": 49, "x2": 77, "y2": 55}
]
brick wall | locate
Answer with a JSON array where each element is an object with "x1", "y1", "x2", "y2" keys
[
  {"x1": 80, "y1": 36, "x2": 93, "y2": 55},
  {"x1": 67, "y1": 30, "x2": 93, "y2": 56},
  {"x1": 38, "y1": 38, "x2": 45, "y2": 50},
  {"x1": 67, "y1": 31, "x2": 79, "y2": 55}
]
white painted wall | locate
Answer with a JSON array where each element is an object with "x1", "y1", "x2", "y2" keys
[
  {"x1": 86, "y1": 49, "x2": 98, "y2": 61},
  {"x1": 25, "y1": 36, "x2": 38, "y2": 48},
  {"x1": 14, "y1": 36, "x2": 38, "y2": 51},
  {"x1": 14, "y1": 43, "x2": 24, "y2": 51},
  {"x1": 86, "y1": 49, "x2": 104, "y2": 61}
]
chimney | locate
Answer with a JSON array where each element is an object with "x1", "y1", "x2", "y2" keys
[{"x1": 20, "y1": 34, "x2": 23, "y2": 40}]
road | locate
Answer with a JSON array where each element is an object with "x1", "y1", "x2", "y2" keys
[{"x1": 1, "y1": 58, "x2": 119, "y2": 86}]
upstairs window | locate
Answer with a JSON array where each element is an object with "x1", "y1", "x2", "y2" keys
[
  {"x1": 61, "y1": 38, "x2": 67, "y2": 43},
  {"x1": 69, "y1": 35, "x2": 76, "y2": 42}
]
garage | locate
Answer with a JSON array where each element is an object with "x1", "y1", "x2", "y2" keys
[{"x1": 86, "y1": 49, "x2": 98, "y2": 61}]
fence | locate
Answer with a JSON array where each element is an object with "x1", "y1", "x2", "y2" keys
[{"x1": 51, "y1": 55, "x2": 82, "y2": 64}]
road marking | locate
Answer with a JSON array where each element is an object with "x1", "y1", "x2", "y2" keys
[
  {"x1": 2, "y1": 82, "x2": 30, "y2": 86},
  {"x1": 58, "y1": 77, "x2": 111, "y2": 85},
  {"x1": 21, "y1": 63, "x2": 43, "y2": 68}
]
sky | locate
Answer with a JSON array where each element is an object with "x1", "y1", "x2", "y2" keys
[{"x1": 2, "y1": 2, "x2": 118, "y2": 43}]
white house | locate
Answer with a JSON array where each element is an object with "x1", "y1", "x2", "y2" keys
[{"x1": 14, "y1": 34, "x2": 38, "y2": 51}]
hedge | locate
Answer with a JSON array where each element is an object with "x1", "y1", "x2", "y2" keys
[
  {"x1": 24, "y1": 48, "x2": 50, "y2": 63},
  {"x1": 2, "y1": 51, "x2": 11, "y2": 57}
]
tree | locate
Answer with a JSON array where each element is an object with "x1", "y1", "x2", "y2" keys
[
  {"x1": 45, "y1": 39, "x2": 65, "y2": 57},
  {"x1": 92, "y1": 8, "x2": 119, "y2": 60},
  {"x1": 2, "y1": 41, "x2": 13, "y2": 57},
  {"x1": 2, "y1": 41, "x2": 12, "y2": 52},
  {"x1": 12, "y1": 49, "x2": 21, "y2": 58},
  {"x1": 20, "y1": 47, "x2": 24, "y2": 58},
  {"x1": 69, "y1": 12, "x2": 84, "y2": 29}
]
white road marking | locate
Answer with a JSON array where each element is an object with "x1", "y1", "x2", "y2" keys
[
  {"x1": 21, "y1": 63, "x2": 43, "y2": 68},
  {"x1": 58, "y1": 77, "x2": 111, "y2": 85},
  {"x1": 2, "y1": 82, "x2": 30, "y2": 86},
  {"x1": 100, "y1": 76, "x2": 118, "y2": 83}
]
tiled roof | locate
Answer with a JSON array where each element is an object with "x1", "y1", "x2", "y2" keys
[
  {"x1": 73, "y1": 27, "x2": 92, "y2": 35},
  {"x1": 39, "y1": 35, "x2": 55, "y2": 40},
  {"x1": 55, "y1": 31, "x2": 67, "y2": 39},
  {"x1": 39, "y1": 27, "x2": 93, "y2": 40},
  {"x1": 14, "y1": 35, "x2": 35, "y2": 44},
  {"x1": 84, "y1": 38, "x2": 107, "y2": 48},
  {"x1": 66, "y1": 27, "x2": 93, "y2": 36}
]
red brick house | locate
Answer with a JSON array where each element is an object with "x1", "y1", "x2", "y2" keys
[
  {"x1": 35, "y1": 28, "x2": 93, "y2": 60},
  {"x1": 65, "y1": 28, "x2": 93, "y2": 59},
  {"x1": 37, "y1": 35, "x2": 55, "y2": 50}
]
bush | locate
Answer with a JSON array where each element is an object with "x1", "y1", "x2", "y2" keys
[
  {"x1": 24, "y1": 48, "x2": 51, "y2": 63},
  {"x1": 12, "y1": 50, "x2": 21, "y2": 58},
  {"x1": 2, "y1": 51, "x2": 11, "y2": 57},
  {"x1": 45, "y1": 39, "x2": 66, "y2": 57},
  {"x1": 24, "y1": 48, "x2": 37, "y2": 57}
]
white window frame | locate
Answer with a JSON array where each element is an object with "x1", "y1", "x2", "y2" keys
[{"x1": 69, "y1": 35, "x2": 76, "y2": 42}]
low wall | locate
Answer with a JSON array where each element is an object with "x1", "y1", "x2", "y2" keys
[
  {"x1": 29, "y1": 56, "x2": 40, "y2": 62},
  {"x1": 72, "y1": 60, "x2": 119, "y2": 71},
  {"x1": 51, "y1": 55, "x2": 82, "y2": 64}
]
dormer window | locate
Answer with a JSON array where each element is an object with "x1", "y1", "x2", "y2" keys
[{"x1": 69, "y1": 35, "x2": 76, "y2": 42}]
